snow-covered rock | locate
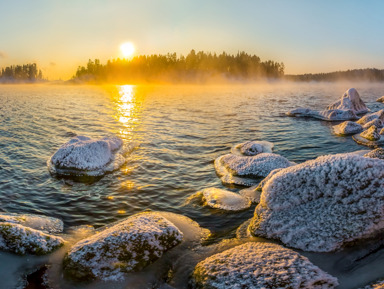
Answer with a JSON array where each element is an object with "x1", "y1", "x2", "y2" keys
[
  {"x1": 327, "y1": 88, "x2": 369, "y2": 114},
  {"x1": 215, "y1": 153, "x2": 294, "y2": 186},
  {"x1": 363, "y1": 119, "x2": 383, "y2": 129},
  {"x1": 199, "y1": 188, "x2": 251, "y2": 211},
  {"x1": 231, "y1": 140, "x2": 273, "y2": 156},
  {"x1": 248, "y1": 154, "x2": 384, "y2": 252},
  {"x1": 190, "y1": 242, "x2": 339, "y2": 289},
  {"x1": 360, "y1": 279, "x2": 384, "y2": 289},
  {"x1": 357, "y1": 110, "x2": 384, "y2": 126},
  {"x1": 0, "y1": 213, "x2": 63, "y2": 234},
  {"x1": 361, "y1": 126, "x2": 381, "y2": 141},
  {"x1": 333, "y1": 121, "x2": 363, "y2": 136},
  {"x1": 0, "y1": 222, "x2": 64, "y2": 255},
  {"x1": 48, "y1": 135, "x2": 129, "y2": 177},
  {"x1": 287, "y1": 108, "x2": 358, "y2": 121},
  {"x1": 364, "y1": 148, "x2": 384, "y2": 160},
  {"x1": 353, "y1": 126, "x2": 384, "y2": 147},
  {"x1": 63, "y1": 212, "x2": 183, "y2": 281},
  {"x1": 376, "y1": 96, "x2": 384, "y2": 103}
]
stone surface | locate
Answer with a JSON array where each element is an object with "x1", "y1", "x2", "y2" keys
[
  {"x1": 200, "y1": 187, "x2": 251, "y2": 211},
  {"x1": 333, "y1": 121, "x2": 363, "y2": 136},
  {"x1": 364, "y1": 148, "x2": 384, "y2": 160},
  {"x1": 0, "y1": 213, "x2": 63, "y2": 234},
  {"x1": 231, "y1": 140, "x2": 273, "y2": 156},
  {"x1": 287, "y1": 108, "x2": 358, "y2": 121},
  {"x1": 327, "y1": 88, "x2": 369, "y2": 114}
]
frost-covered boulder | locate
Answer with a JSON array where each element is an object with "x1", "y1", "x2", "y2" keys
[
  {"x1": 287, "y1": 108, "x2": 358, "y2": 121},
  {"x1": 248, "y1": 154, "x2": 384, "y2": 252},
  {"x1": 360, "y1": 279, "x2": 384, "y2": 289},
  {"x1": 364, "y1": 148, "x2": 384, "y2": 160},
  {"x1": 357, "y1": 110, "x2": 384, "y2": 126},
  {"x1": 377, "y1": 96, "x2": 384, "y2": 103},
  {"x1": 231, "y1": 140, "x2": 273, "y2": 156},
  {"x1": 48, "y1": 135, "x2": 129, "y2": 177},
  {"x1": 0, "y1": 223, "x2": 64, "y2": 255},
  {"x1": 0, "y1": 213, "x2": 63, "y2": 234},
  {"x1": 63, "y1": 212, "x2": 183, "y2": 281},
  {"x1": 198, "y1": 188, "x2": 251, "y2": 211},
  {"x1": 215, "y1": 153, "x2": 293, "y2": 186},
  {"x1": 333, "y1": 121, "x2": 363, "y2": 136},
  {"x1": 381, "y1": 128, "x2": 384, "y2": 135},
  {"x1": 353, "y1": 125, "x2": 384, "y2": 147},
  {"x1": 327, "y1": 88, "x2": 369, "y2": 114},
  {"x1": 361, "y1": 126, "x2": 381, "y2": 141},
  {"x1": 363, "y1": 119, "x2": 383, "y2": 129},
  {"x1": 191, "y1": 242, "x2": 338, "y2": 289}
]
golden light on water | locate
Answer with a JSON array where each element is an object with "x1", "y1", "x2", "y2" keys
[{"x1": 120, "y1": 42, "x2": 135, "y2": 58}]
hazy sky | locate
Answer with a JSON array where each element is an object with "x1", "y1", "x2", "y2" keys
[{"x1": 1, "y1": 0, "x2": 383, "y2": 79}]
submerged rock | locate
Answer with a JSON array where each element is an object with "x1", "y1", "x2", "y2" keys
[
  {"x1": 248, "y1": 154, "x2": 384, "y2": 252},
  {"x1": 327, "y1": 88, "x2": 369, "y2": 114},
  {"x1": 48, "y1": 135, "x2": 130, "y2": 177},
  {"x1": 0, "y1": 213, "x2": 63, "y2": 234},
  {"x1": 199, "y1": 187, "x2": 251, "y2": 211},
  {"x1": 231, "y1": 140, "x2": 273, "y2": 156},
  {"x1": 287, "y1": 108, "x2": 358, "y2": 121},
  {"x1": 191, "y1": 242, "x2": 338, "y2": 289},
  {"x1": 333, "y1": 121, "x2": 364, "y2": 136},
  {"x1": 364, "y1": 148, "x2": 384, "y2": 160},
  {"x1": 63, "y1": 212, "x2": 183, "y2": 281},
  {"x1": 0, "y1": 223, "x2": 64, "y2": 255},
  {"x1": 215, "y1": 153, "x2": 293, "y2": 186}
]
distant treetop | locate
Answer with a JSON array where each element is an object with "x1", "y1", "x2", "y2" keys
[{"x1": 0, "y1": 63, "x2": 44, "y2": 83}]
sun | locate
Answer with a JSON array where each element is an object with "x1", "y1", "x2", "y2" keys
[{"x1": 120, "y1": 42, "x2": 135, "y2": 58}]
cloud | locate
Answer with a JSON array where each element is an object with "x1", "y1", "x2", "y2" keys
[{"x1": 0, "y1": 51, "x2": 6, "y2": 59}]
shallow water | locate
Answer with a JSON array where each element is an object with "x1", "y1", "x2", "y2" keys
[{"x1": 1, "y1": 82, "x2": 384, "y2": 288}]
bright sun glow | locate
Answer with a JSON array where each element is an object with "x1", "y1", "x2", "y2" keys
[{"x1": 120, "y1": 42, "x2": 135, "y2": 58}]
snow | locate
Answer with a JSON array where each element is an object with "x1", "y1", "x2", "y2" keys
[
  {"x1": 215, "y1": 152, "x2": 294, "y2": 186},
  {"x1": 63, "y1": 212, "x2": 183, "y2": 281},
  {"x1": 48, "y1": 135, "x2": 132, "y2": 177},
  {"x1": 287, "y1": 108, "x2": 358, "y2": 121},
  {"x1": 363, "y1": 119, "x2": 383, "y2": 129},
  {"x1": 353, "y1": 126, "x2": 384, "y2": 147},
  {"x1": 333, "y1": 121, "x2": 363, "y2": 136},
  {"x1": 364, "y1": 148, "x2": 384, "y2": 160},
  {"x1": 0, "y1": 222, "x2": 64, "y2": 255},
  {"x1": 191, "y1": 242, "x2": 339, "y2": 289},
  {"x1": 199, "y1": 187, "x2": 251, "y2": 211},
  {"x1": 0, "y1": 213, "x2": 63, "y2": 234},
  {"x1": 327, "y1": 88, "x2": 369, "y2": 114},
  {"x1": 248, "y1": 153, "x2": 384, "y2": 252},
  {"x1": 231, "y1": 140, "x2": 273, "y2": 156},
  {"x1": 357, "y1": 110, "x2": 384, "y2": 126}
]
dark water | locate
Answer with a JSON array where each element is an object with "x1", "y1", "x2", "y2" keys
[{"x1": 1, "y1": 82, "x2": 384, "y2": 288}]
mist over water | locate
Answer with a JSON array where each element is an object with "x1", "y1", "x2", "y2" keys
[{"x1": 1, "y1": 82, "x2": 384, "y2": 288}]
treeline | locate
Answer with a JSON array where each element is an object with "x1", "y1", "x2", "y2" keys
[
  {"x1": 286, "y1": 68, "x2": 384, "y2": 82},
  {"x1": 0, "y1": 63, "x2": 44, "y2": 83},
  {"x1": 73, "y1": 50, "x2": 285, "y2": 83}
]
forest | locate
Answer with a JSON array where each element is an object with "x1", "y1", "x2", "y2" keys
[
  {"x1": 0, "y1": 63, "x2": 44, "y2": 83},
  {"x1": 73, "y1": 50, "x2": 285, "y2": 83}
]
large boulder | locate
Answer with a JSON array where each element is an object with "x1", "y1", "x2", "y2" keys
[
  {"x1": 0, "y1": 222, "x2": 64, "y2": 255},
  {"x1": 191, "y1": 242, "x2": 338, "y2": 289},
  {"x1": 198, "y1": 187, "x2": 251, "y2": 211},
  {"x1": 0, "y1": 213, "x2": 63, "y2": 234},
  {"x1": 215, "y1": 153, "x2": 294, "y2": 186},
  {"x1": 333, "y1": 121, "x2": 363, "y2": 136},
  {"x1": 286, "y1": 108, "x2": 358, "y2": 121},
  {"x1": 327, "y1": 88, "x2": 369, "y2": 114},
  {"x1": 63, "y1": 212, "x2": 183, "y2": 281},
  {"x1": 48, "y1": 135, "x2": 129, "y2": 177},
  {"x1": 248, "y1": 154, "x2": 384, "y2": 252}
]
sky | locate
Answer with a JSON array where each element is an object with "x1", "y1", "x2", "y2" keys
[{"x1": 1, "y1": 0, "x2": 384, "y2": 80}]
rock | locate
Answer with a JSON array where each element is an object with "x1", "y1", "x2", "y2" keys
[
  {"x1": 376, "y1": 96, "x2": 384, "y2": 103},
  {"x1": 360, "y1": 279, "x2": 384, "y2": 289},
  {"x1": 364, "y1": 148, "x2": 384, "y2": 160},
  {"x1": 231, "y1": 140, "x2": 273, "y2": 156},
  {"x1": 248, "y1": 154, "x2": 384, "y2": 252},
  {"x1": 363, "y1": 119, "x2": 383, "y2": 130},
  {"x1": 327, "y1": 88, "x2": 369, "y2": 114},
  {"x1": 0, "y1": 222, "x2": 64, "y2": 255},
  {"x1": 0, "y1": 213, "x2": 63, "y2": 234},
  {"x1": 360, "y1": 126, "x2": 381, "y2": 141},
  {"x1": 191, "y1": 242, "x2": 339, "y2": 289},
  {"x1": 333, "y1": 121, "x2": 363, "y2": 136},
  {"x1": 357, "y1": 110, "x2": 384, "y2": 126},
  {"x1": 381, "y1": 128, "x2": 384, "y2": 135},
  {"x1": 63, "y1": 212, "x2": 183, "y2": 281},
  {"x1": 199, "y1": 187, "x2": 251, "y2": 211},
  {"x1": 215, "y1": 153, "x2": 294, "y2": 186},
  {"x1": 353, "y1": 126, "x2": 384, "y2": 147},
  {"x1": 48, "y1": 135, "x2": 130, "y2": 177},
  {"x1": 287, "y1": 108, "x2": 358, "y2": 121}
]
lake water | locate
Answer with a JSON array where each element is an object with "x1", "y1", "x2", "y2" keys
[{"x1": 0, "y1": 82, "x2": 384, "y2": 288}]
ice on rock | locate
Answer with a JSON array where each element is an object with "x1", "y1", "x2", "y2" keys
[
  {"x1": 327, "y1": 88, "x2": 369, "y2": 114},
  {"x1": 0, "y1": 222, "x2": 64, "y2": 255},
  {"x1": 63, "y1": 212, "x2": 183, "y2": 281},
  {"x1": 364, "y1": 148, "x2": 384, "y2": 160},
  {"x1": 231, "y1": 140, "x2": 273, "y2": 156},
  {"x1": 361, "y1": 126, "x2": 381, "y2": 141},
  {"x1": 287, "y1": 108, "x2": 358, "y2": 121},
  {"x1": 353, "y1": 125, "x2": 384, "y2": 147},
  {"x1": 199, "y1": 187, "x2": 251, "y2": 211},
  {"x1": 248, "y1": 154, "x2": 384, "y2": 252},
  {"x1": 0, "y1": 213, "x2": 63, "y2": 234},
  {"x1": 48, "y1": 135, "x2": 130, "y2": 177},
  {"x1": 363, "y1": 119, "x2": 383, "y2": 130},
  {"x1": 333, "y1": 121, "x2": 363, "y2": 136},
  {"x1": 360, "y1": 279, "x2": 384, "y2": 289},
  {"x1": 357, "y1": 110, "x2": 384, "y2": 126},
  {"x1": 381, "y1": 128, "x2": 384, "y2": 135},
  {"x1": 376, "y1": 96, "x2": 384, "y2": 103},
  {"x1": 215, "y1": 153, "x2": 293, "y2": 186},
  {"x1": 190, "y1": 242, "x2": 338, "y2": 289}
]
